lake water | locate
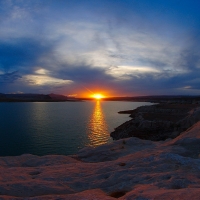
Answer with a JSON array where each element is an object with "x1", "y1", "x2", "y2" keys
[{"x1": 0, "y1": 101, "x2": 153, "y2": 156}]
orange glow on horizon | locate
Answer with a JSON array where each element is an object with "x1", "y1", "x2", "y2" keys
[
  {"x1": 64, "y1": 89, "x2": 140, "y2": 98},
  {"x1": 92, "y1": 93, "x2": 105, "y2": 100},
  {"x1": 65, "y1": 86, "x2": 136, "y2": 98}
]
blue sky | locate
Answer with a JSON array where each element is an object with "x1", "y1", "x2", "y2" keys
[{"x1": 0, "y1": 0, "x2": 200, "y2": 97}]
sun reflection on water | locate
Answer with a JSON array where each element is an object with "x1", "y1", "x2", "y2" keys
[{"x1": 87, "y1": 101, "x2": 109, "y2": 147}]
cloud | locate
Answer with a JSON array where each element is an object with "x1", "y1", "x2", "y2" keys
[
  {"x1": 0, "y1": 38, "x2": 54, "y2": 72},
  {"x1": 106, "y1": 65, "x2": 160, "y2": 80},
  {"x1": 35, "y1": 68, "x2": 50, "y2": 75},
  {"x1": 0, "y1": 71, "x2": 21, "y2": 83},
  {"x1": 176, "y1": 31, "x2": 200, "y2": 71},
  {"x1": 24, "y1": 74, "x2": 73, "y2": 86},
  {"x1": 54, "y1": 64, "x2": 114, "y2": 85},
  {"x1": 0, "y1": 0, "x2": 200, "y2": 95}
]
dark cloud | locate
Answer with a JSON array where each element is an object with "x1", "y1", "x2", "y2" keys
[
  {"x1": 0, "y1": 38, "x2": 54, "y2": 72},
  {"x1": 57, "y1": 65, "x2": 113, "y2": 84},
  {"x1": 0, "y1": 71, "x2": 21, "y2": 84},
  {"x1": 138, "y1": 58, "x2": 167, "y2": 68},
  {"x1": 177, "y1": 31, "x2": 200, "y2": 71}
]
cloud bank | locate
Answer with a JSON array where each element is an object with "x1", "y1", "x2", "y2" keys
[{"x1": 0, "y1": 0, "x2": 200, "y2": 96}]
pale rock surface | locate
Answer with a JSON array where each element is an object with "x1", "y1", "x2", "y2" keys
[{"x1": 0, "y1": 122, "x2": 200, "y2": 199}]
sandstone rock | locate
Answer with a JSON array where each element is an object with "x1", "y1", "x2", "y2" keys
[
  {"x1": 111, "y1": 103, "x2": 200, "y2": 141},
  {"x1": 0, "y1": 121, "x2": 200, "y2": 199}
]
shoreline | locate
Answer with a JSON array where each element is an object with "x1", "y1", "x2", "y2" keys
[
  {"x1": 0, "y1": 120, "x2": 200, "y2": 199},
  {"x1": 111, "y1": 102, "x2": 200, "y2": 141},
  {"x1": 0, "y1": 100, "x2": 200, "y2": 199},
  {"x1": 1, "y1": 94, "x2": 200, "y2": 103}
]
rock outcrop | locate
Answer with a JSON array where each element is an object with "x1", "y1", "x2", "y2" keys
[
  {"x1": 111, "y1": 103, "x2": 200, "y2": 141},
  {"x1": 0, "y1": 121, "x2": 200, "y2": 199}
]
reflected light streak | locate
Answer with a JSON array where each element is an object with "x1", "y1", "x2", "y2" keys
[{"x1": 87, "y1": 101, "x2": 109, "y2": 147}]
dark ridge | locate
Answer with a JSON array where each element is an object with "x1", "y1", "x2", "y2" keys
[{"x1": 109, "y1": 190, "x2": 127, "y2": 198}]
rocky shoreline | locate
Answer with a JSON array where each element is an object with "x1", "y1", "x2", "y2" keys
[
  {"x1": 111, "y1": 103, "x2": 200, "y2": 141},
  {"x1": 0, "y1": 102, "x2": 200, "y2": 199}
]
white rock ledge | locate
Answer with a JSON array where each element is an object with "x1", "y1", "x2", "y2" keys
[{"x1": 1, "y1": 122, "x2": 200, "y2": 199}]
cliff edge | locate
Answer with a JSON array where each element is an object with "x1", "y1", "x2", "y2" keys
[{"x1": 111, "y1": 103, "x2": 200, "y2": 141}]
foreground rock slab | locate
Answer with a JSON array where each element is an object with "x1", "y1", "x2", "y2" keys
[{"x1": 1, "y1": 122, "x2": 200, "y2": 199}]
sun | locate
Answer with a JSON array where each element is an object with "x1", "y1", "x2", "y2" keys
[{"x1": 92, "y1": 93, "x2": 104, "y2": 100}]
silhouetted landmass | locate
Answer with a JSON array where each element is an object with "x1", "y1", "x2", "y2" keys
[
  {"x1": 0, "y1": 93, "x2": 82, "y2": 102},
  {"x1": 1, "y1": 93, "x2": 200, "y2": 103},
  {"x1": 49, "y1": 93, "x2": 69, "y2": 100},
  {"x1": 81, "y1": 95, "x2": 200, "y2": 103}
]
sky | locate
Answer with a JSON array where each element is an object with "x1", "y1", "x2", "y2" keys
[{"x1": 0, "y1": 0, "x2": 200, "y2": 97}]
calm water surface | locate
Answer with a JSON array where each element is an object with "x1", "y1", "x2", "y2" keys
[{"x1": 0, "y1": 101, "x2": 153, "y2": 156}]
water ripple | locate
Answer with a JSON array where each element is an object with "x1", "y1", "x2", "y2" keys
[{"x1": 87, "y1": 101, "x2": 109, "y2": 147}]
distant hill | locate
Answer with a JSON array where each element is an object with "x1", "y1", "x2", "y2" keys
[
  {"x1": 49, "y1": 93, "x2": 68, "y2": 100},
  {"x1": 0, "y1": 93, "x2": 51, "y2": 102},
  {"x1": 0, "y1": 93, "x2": 82, "y2": 102},
  {"x1": 81, "y1": 95, "x2": 200, "y2": 103}
]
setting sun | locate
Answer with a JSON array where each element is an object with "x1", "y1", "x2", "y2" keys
[{"x1": 92, "y1": 94, "x2": 104, "y2": 100}]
